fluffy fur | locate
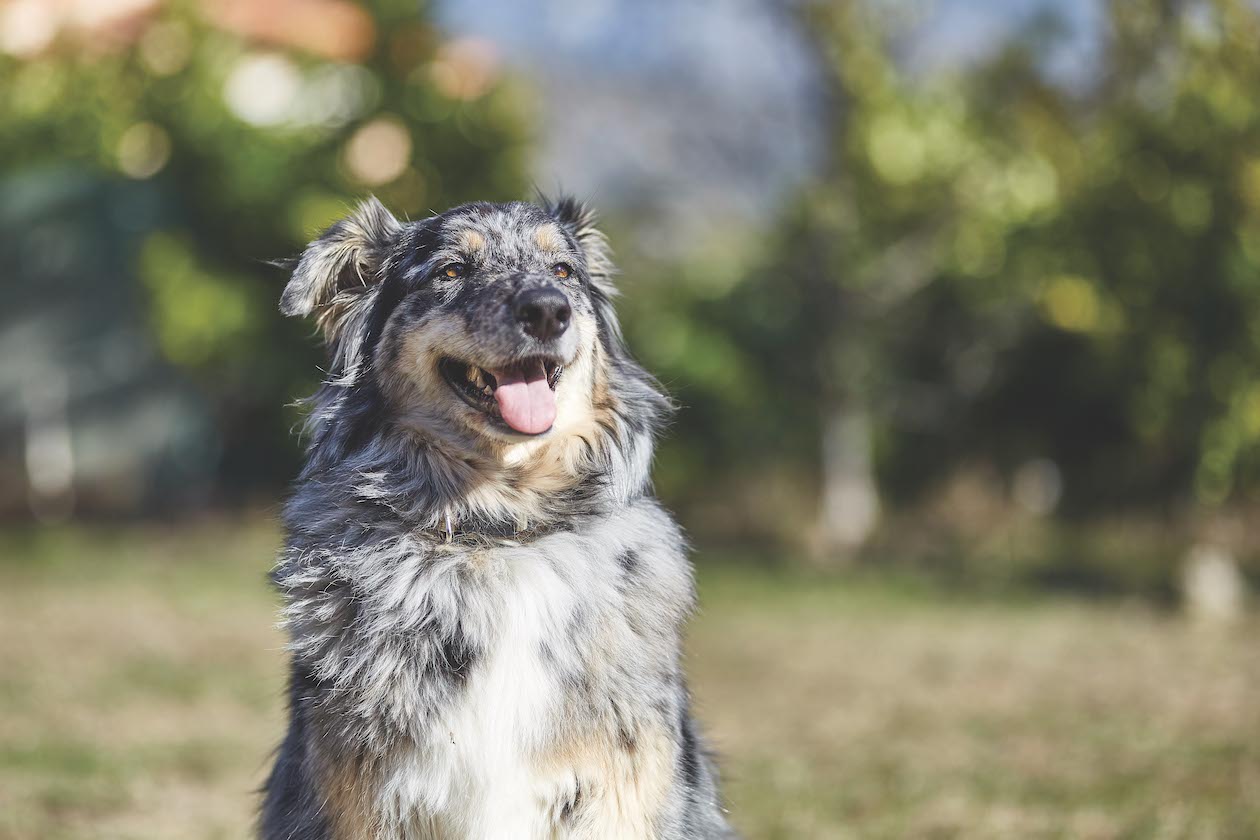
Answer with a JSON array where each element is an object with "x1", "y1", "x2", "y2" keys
[{"x1": 261, "y1": 197, "x2": 737, "y2": 839}]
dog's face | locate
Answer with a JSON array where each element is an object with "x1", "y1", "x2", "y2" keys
[
  {"x1": 282, "y1": 199, "x2": 611, "y2": 455},
  {"x1": 384, "y1": 203, "x2": 601, "y2": 441}
]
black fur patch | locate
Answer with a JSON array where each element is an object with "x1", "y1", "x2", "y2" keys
[
  {"x1": 618, "y1": 726, "x2": 638, "y2": 754},
  {"x1": 560, "y1": 783, "x2": 583, "y2": 821},
  {"x1": 438, "y1": 630, "x2": 477, "y2": 683},
  {"x1": 258, "y1": 666, "x2": 331, "y2": 840},
  {"x1": 617, "y1": 548, "x2": 641, "y2": 576},
  {"x1": 678, "y1": 708, "x2": 704, "y2": 791}
]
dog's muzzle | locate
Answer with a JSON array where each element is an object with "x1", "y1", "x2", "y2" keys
[{"x1": 438, "y1": 280, "x2": 576, "y2": 437}]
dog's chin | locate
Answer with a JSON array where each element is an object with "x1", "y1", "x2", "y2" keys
[{"x1": 438, "y1": 355, "x2": 565, "y2": 440}]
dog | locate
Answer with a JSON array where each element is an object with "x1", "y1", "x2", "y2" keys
[{"x1": 260, "y1": 196, "x2": 737, "y2": 839}]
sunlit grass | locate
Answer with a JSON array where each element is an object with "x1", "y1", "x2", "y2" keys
[{"x1": 1, "y1": 520, "x2": 1258, "y2": 839}]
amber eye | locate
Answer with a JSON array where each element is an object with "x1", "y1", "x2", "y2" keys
[
  {"x1": 552, "y1": 262, "x2": 572, "y2": 279},
  {"x1": 443, "y1": 263, "x2": 466, "y2": 279}
]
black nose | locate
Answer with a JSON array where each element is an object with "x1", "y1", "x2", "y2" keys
[{"x1": 513, "y1": 287, "x2": 571, "y2": 341}]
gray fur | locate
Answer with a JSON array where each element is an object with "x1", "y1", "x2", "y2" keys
[{"x1": 261, "y1": 197, "x2": 737, "y2": 839}]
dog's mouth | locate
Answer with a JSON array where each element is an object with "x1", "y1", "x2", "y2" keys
[{"x1": 439, "y1": 356, "x2": 564, "y2": 436}]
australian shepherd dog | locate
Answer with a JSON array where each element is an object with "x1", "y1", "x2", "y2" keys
[{"x1": 260, "y1": 196, "x2": 737, "y2": 839}]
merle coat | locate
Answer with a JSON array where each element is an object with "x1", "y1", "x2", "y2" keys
[{"x1": 259, "y1": 197, "x2": 736, "y2": 839}]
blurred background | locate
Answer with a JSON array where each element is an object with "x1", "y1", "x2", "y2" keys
[{"x1": 2, "y1": 0, "x2": 1259, "y2": 837}]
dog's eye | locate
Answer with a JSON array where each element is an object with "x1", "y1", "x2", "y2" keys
[
  {"x1": 552, "y1": 262, "x2": 572, "y2": 280},
  {"x1": 442, "y1": 263, "x2": 466, "y2": 279}
]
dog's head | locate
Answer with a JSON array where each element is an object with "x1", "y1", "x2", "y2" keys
[{"x1": 282, "y1": 197, "x2": 663, "y2": 498}]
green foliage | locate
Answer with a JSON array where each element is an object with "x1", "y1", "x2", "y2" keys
[
  {"x1": 652, "y1": 0, "x2": 1260, "y2": 554},
  {"x1": 8, "y1": 0, "x2": 1260, "y2": 594},
  {"x1": 0, "y1": 1, "x2": 529, "y2": 489}
]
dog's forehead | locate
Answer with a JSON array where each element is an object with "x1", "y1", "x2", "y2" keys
[{"x1": 438, "y1": 202, "x2": 570, "y2": 261}]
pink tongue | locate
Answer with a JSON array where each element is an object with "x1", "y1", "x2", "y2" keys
[{"x1": 493, "y1": 360, "x2": 556, "y2": 435}]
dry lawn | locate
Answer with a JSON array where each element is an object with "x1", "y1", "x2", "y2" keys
[{"x1": 1, "y1": 520, "x2": 1257, "y2": 839}]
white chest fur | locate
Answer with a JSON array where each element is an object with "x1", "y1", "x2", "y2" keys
[{"x1": 377, "y1": 549, "x2": 581, "y2": 840}]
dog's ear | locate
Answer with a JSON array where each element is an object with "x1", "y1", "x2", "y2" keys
[
  {"x1": 281, "y1": 196, "x2": 402, "y2": 343},
  {"x1": 544, "y1": 196, "x2": 617, "y2": 300}
]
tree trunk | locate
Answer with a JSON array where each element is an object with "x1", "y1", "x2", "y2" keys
[{"x1": 816, "y1": 398, "x2": 879, "y2": 562}]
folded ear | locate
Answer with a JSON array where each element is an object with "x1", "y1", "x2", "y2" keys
[
  {"x1": 280, "y1": 196, "x2": 402, "y2": 343},
  {"x1": 543, "y1": 195, "x2": 617, "y2": 301}
]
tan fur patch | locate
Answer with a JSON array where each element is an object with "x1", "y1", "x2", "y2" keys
[
  {"x1": 537, "y1": 722, "x2": 676, "y2": 838},
  {"x1": 587, "y1": 342, "x2": 616, "y2": 427},
  {"x1": 533, "y1": 223, "x2": 566, "y2": 253},
  {"x1": 456, "y1": 228, "x2": 487, "y2": 255},
  {"x1": 312, "y1": 742, "x2": 378, "y2": 839}
]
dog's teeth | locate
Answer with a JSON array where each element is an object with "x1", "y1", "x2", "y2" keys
[{"x1": 467, "y1": 366, "x2": 494, "y2": 391}]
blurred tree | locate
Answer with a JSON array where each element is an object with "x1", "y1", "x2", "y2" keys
[
  {"x1": 639, "y1": 0, "x2": 1260, "y2": 580},
  {"x1": 978, "y1": 0, "x2": 1260, "y2": 513},
  {"x1": 9, "y1": 0, "x2": 1260, "y2": 599},
  {"x1": 797, "y1": 0, "x2": 1260, "y2": 561},
  {"x1": 715, "y1": 1, "x2": 1074, "y2": 561},
  {"x1": 0, "y1": 0, "x2": 530, "y2": 507}
]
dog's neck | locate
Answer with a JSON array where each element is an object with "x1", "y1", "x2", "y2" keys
[
  {"x1": 296, "y1": 412, "x2": 637, "y2": 543},
  {"x1": 401, "y1": 422, "x2": 614, "y2": 536}
]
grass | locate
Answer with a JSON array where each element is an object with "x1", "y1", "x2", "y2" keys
[{"x1": 1, "y1": 520, "x2": 1258, "y2": 839}]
